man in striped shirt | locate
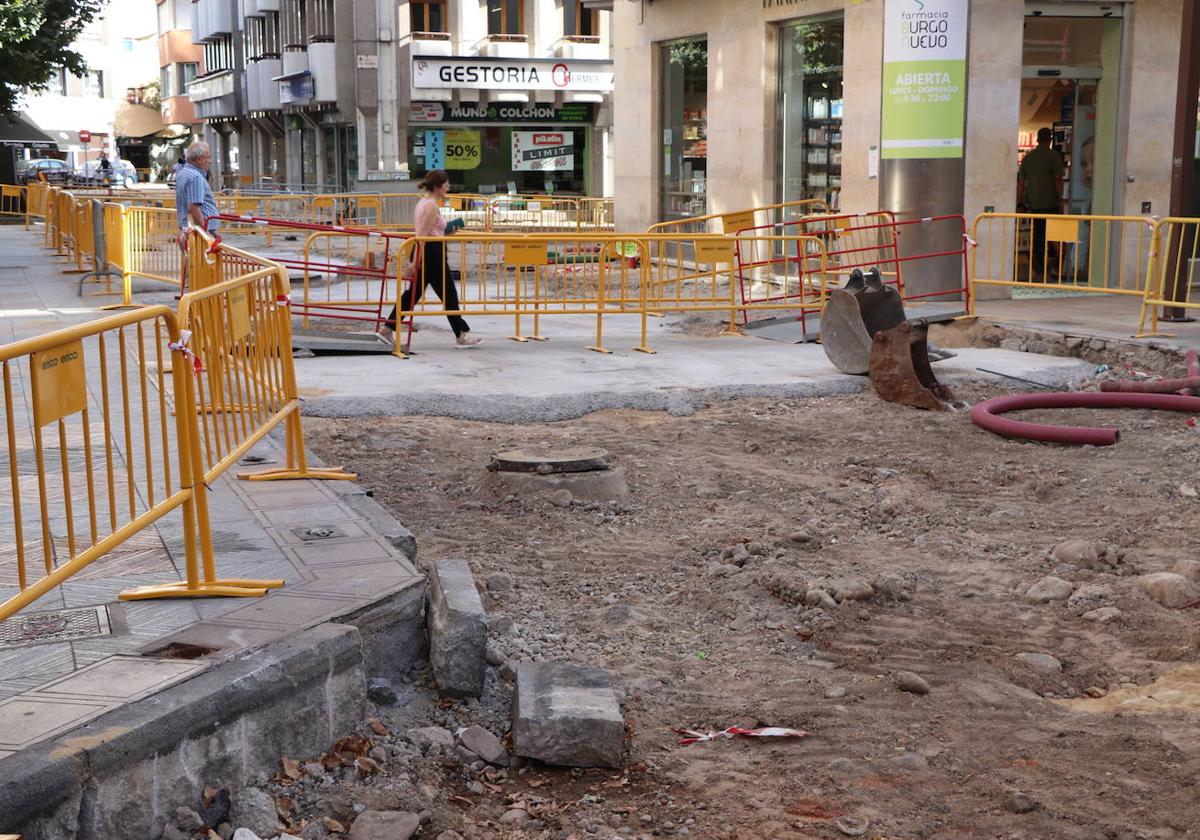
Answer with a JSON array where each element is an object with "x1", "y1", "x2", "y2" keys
[{"x1": 175, "y1": 141, "x2": 219, "y2": 234}]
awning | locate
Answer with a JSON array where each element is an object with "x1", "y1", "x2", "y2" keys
[
  {"x1": 114, "y1": 103, "x2": 165, "y2": 140},
  {"x1": 0, "y1": 113, "x2": 57, "y2": 149}
]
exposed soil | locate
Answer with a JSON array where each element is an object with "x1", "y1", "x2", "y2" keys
[{"x1": 286, "y1": 377, "x2": 1200, "y2": 840}]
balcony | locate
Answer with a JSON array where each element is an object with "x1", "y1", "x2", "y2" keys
[
  {"x1": 162, "y1": 94, "x2": 196, "y2": 125},
  {"x1": 554, "y1": 36, "x2": 607, "y2": 61},
  {"x1": 476, "y1": 34, "x2": 529, "y2": 59},
  {"x1": 188, "y1": 69, "x2": 238, "y2": 119}
]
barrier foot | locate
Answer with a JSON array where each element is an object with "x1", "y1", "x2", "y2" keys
[
  {"x1": 237, "y1": 466, "x2": 358, "y2": 482},
  {"x1": 633, "y1": 344, "x2": 657, "y2": 355},
  {"x1": 509, "y1": 335, "x2": 530, "y2": 343},
  {"x1": 97, "y1": 303, "x2": 146, "y2": 311},
  {"x1": 586, "y1": 344, "x2": 612, "y2": 355},
  {"x1": 719, "y1": 326, "x2": 746, "y2": 336},
  {"x1": 527, "y1": 336, "x2": 549, "y2": 342},
  {"x1": 1134, "y1": 331, "x2": 1175, "y2": 339},
  {"x1": 118, "y1": 578, "x2": 285, "y2": 600}
]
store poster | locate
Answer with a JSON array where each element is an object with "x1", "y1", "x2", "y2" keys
[
  {"x1": 422, "y1": 129, "x2": 482, "y2": 170},
  {"x1": 881, "y1": 0, "x2": 969, "y2": 159},
  {"x1": 511, "y1": 131, "x2": 574, "y2": 172}
]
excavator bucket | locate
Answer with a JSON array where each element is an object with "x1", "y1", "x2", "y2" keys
[
  {"x1": 820, "y1": 268, "x2": 907, "y2": 374},
  {"x1": 868, "y1": 319, "x2": 963, "y2": 411}
]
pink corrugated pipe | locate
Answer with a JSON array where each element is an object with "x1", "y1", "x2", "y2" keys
[{"x1": 970, "y1": 392, "x2": 1200, "y2": 446}]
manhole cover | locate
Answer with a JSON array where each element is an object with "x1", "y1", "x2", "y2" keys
[
  {"x1": 488, "y1": 447, "x2": 612, "y2": 475},
  {"x1": 0, "y1": 606, "x2": 112, "y2": 649}
]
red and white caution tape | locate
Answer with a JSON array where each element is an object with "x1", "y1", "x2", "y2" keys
[
  {"x1": 168, "y1": 329, "x2": 203, "y2": 374},
  {"x1": 963, "y1": 233, "x2": 978, "y2": 248},
  {"x1": 275, "y1": 293, "x2": 292, "y2": 307},
  {"x1": 670, "y1": 726, "x2": 809, "y2": 746}
]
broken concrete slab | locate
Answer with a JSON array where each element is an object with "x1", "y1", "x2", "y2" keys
[
  {"x1": 512, "y1": 662, "x2": 624, "y2": 769},
  {"x1": 427, "y1": 559, "x2": 487, "y2": 697},
  {"x1": 459, "y1": 725, "x2": 509, "y2": 766}
]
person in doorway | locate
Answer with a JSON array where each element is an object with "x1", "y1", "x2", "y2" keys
[
  {"x1": 1017, "y1": 127, "x2": 1065, "y2": 277},
  {"x1": 175, "y1": 141, "x2": 220, "y2": 289},
  {"x1": 98, "y1": 151, "x2": 112, "y2": 185},
  {"x1": 380, "y1": 170, "x2": 480, "y2": 348}
]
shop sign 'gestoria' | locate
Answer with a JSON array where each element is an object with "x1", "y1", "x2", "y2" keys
[{"x1": 412, "y1": 56, "x2": 615, "y2": 92}]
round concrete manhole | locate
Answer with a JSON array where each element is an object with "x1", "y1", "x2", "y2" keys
[{"x1": 488, "y1": 447, "x2": 612, "y2": 475}]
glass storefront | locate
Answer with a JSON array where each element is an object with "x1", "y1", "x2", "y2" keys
[
  {"x1": 407, "y1": 126, "x2": 589, "y2": 194},
  {"x1": 777, "y1": 15, "x2": 844, "y2": 214},
  {"x1": 659, "y1": 37, "x2": 708, "y2": 221}
]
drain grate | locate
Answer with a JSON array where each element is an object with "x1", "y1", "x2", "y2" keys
[{"x1": 0, "y1": 605, "x2": 112, "y2": 649}]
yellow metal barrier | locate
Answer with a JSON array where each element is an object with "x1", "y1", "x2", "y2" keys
[
  {"x1": 1, "y1": 185, "x2": 25, "y2": 222},
  {"x1": 486, "y1": 194, "x2": 582, "y2": 232},
  {"x1": 180, "y1": 228, "x2": 356, "y2": 483},
  {"x1": 968, "y1": 212, "x2": 1154, "y2": 311},
  {"x1": 26, "y1": 182, "x2": 48, "y2": 224},
  {"x1": 647, "y1": 198, "x2": 830, "y2": 236},
  {"x1": 1137, "y1": 217, "x2": 1200, "y2": 338},
  {"x1": 310, "y1": 193, "x2": 384, "y2": 227},
  {"x1": 124, "y1": 205, "x2": 183, "y2": 291},
  {"x1": 579, "y1": 197, "x2": 615, "y2": 231},
  {"x1": 0, "y1": 305, "x2": 278, "y2": 621},
  {"x1": 388, "y1": 232, "x2": 828, "y2": 355}
]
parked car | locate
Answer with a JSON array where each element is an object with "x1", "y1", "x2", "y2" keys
[
  {"x1": 74, "y1": 159, "x2": 138, "y2": 186},
  {"x1": 16, "y1": 158, "x2": 72, "y2": 185}
]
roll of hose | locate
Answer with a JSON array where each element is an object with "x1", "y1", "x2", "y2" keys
[{"x1": 970, "y1": 392, "x2": 1200, "y2": 446}]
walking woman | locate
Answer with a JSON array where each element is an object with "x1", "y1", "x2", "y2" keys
[{"x1": 381, "y1": 170, "x2": 480, "y2": 347}]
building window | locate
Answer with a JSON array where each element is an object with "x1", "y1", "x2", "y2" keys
[
  {"x1": 487, "y1": 0, "x2": 523, "y2": 35},
  {"x1": 156, "y1": 0, "x2": 174, "y2": 32},
  {"x1": 410, "y1": 0, "x2": 445, "y2": 33},
  {"x1": 83, "y1": 70, "x2": 104, "y2": 98},
  {"x1": 48, "y1": 68, "x2": 68, "y2": 96},
  {"x1": 180, "y1": 62, "x2": 199, "y2": 90},
  {"x1": 203, "y1": 36, "x2": 234, "y2": 72},
  {"x1": 564, "y1": 1, "x2": 597, "y2": 37},
  {"x1": 309, "y1": 0, "x2": 334, "y2": 41},
  {"x1": 160, "y1": 65, "x2": 173, "y2": 97},
  {"x1": 281, "y1": 0, "x2": 305, "y2": 48}
]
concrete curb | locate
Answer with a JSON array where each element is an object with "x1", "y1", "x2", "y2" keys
[{"x1": 1, "y1": 624, "x2": 366, "y2": 840}]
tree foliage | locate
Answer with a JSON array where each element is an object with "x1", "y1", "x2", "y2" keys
[{"x1": 0, "y1": 0, "x2": 107, "y2": 114}]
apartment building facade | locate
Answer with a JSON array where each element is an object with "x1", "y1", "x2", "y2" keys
[{"x1": 179, "y1": 0, "x2": 614, "y2": 192}]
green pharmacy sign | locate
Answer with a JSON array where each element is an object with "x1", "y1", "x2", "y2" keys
[{"x1": 881, "y1": 0, "x2": 969, "y2": 159}]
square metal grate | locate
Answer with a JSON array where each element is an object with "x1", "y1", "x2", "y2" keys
[{"x1": 0, "y1": 606, "x2": 112, "y2": 649}]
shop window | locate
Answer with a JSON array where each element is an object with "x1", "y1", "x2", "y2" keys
[
  {"x1": 564, "y1": 1, "x2": 597, "y2": 37},
  {"x1": 487, "y1": 0, "x2": 523, "y2": 36},
  {"x1": 410, "y1": 0, "x2": 446, "y2": 33},
  {"x1": 777, "y1": 15, "x2": 843, "y2": 213},
  {"x1": 407, "y1": 125, "x2": 589, "y2": 195},
  {"x1": 659, "y1": 37, "x2": 707, "y2": 221}
]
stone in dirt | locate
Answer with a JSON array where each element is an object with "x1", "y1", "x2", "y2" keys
[
  {"x1": 548, "y1": 489, "x2": 574, "y2": 507},
  {"x1": 1081, "y1": 606, "x2": 1122, "y2": 623},
  {"x1": 1136, "y1": 572, "x2": 1200, "y2": 609},
  {"x1": 428, "y1": 558, "x2": 487, "y2": 697},
  {"x1": 486, "y1": 571, "x2": 515, "y2": 593},
  {"x1": 1066, "y1": 584, "x2": 1113, "y2": 616},
  {"x1": 231, "y1": 830, "x2": 262, "y2": 840},
  {"x1": 1052, "y1": 539, "x2": 1100, "y2": 569},
  {"x1": 1005, "y1": 792, "x2": 1038, "y2": 814},
  {"x1": 366, "y1": 677, "x2": 398, "y2": 705},
  {"x1": 172, "y1": 807, "x2": 205, "y2": 832},
  {"x1": 1026, "y1": 576, "x2": 1074, "y2": 603},
  {"x1": 1015, "y1": 652, "x2": 1063, "y2": 675},
  {"x1": 348, "y1": 810, "x2": 420, "y2": 840},
  {"x1": 512, "y1": 661, "x2": 624, "y2": 769},
  {"x1": 229, "y1": 789, "x2": 279, "y2": 839},
  {"x1": 895, "y1": 671, "x2": 930, "y2": 695},
  {"x1": 407, "y1": 726, "x2": 455, "y2": 753},
  {"x1": 890, "y1": 751, "x2": 929, "y2": 771},
  {"x1": 459, "y1": 724, "x2": 510, "y2": 766},
  {"x1": 499, "y1": 809, "x2": 531, "y2": 828},
  {"x1": 804, "y1": 589, "x2": 837, "y2": 610},
  {"x1": 159, "y1": 826, "x2": 189, "y2": 840},
  {"x1": 829, "y1": 578, "x2": 874, "y2": 602}
]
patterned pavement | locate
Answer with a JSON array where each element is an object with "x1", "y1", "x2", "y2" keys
[{"x1": 0, "y1": 222, "x2": 420, "y2": 762}]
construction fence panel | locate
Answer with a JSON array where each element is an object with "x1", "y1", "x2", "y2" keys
[
  {"x1": 485, "y1": 195, "x2": 582, "y2": 233},
  {"x1": 0, "y1": 306, "x2": 208, "y2": 621},
  {"x1": 1, "y1": 185, "x2": 25, "y2": 221},
  {"x1": 293, "y1": 230, "x2": 402, "y2": 327},
  {"x1": 391, "y1": 233, "x2": 652, "y2": 354},
  {"x1": 1138, "y1": 218, "x2": 1200, "y2": 338},
  {"x1": 178, "y1": 229, "x2": 356, "y2": 484},
  {"x1": 969, "y1": 212, "x2": 1154, "y2": 308},
  {"x1": 125, "y1": 206, "x2": 183, "y2": 291}
]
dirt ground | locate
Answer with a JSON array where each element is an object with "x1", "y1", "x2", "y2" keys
[{"x1": 288, "y1": 374, "x2": 1200, "y2": 840}]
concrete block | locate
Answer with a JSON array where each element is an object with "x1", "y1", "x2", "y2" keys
[
  {"x1": 428, "y1": 559, "x2": 486, "y2": 698},
  {"x1": 512, "y1": 662, "x2": 624, "y2": 769}
]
